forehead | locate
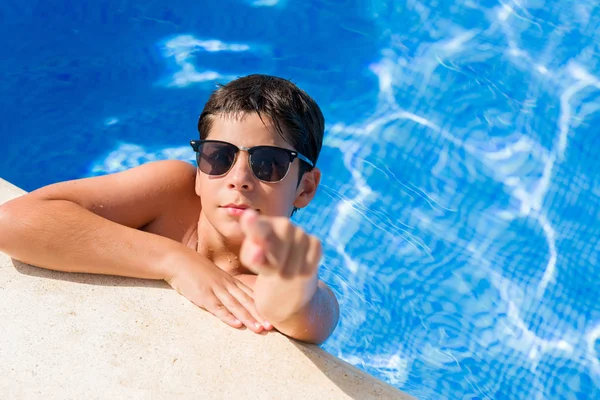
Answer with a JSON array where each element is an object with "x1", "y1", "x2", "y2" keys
[{"x1": 206, "y1": 113, "x2": 292, "y2": 149}]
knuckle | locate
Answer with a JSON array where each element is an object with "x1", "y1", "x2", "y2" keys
[
  {"x1": 307, "y1": 236, "x2": 323, "y2": 267},
  {"x1": 312, "y1": 236, "x2": 322, "y2": 254},
  {"x1": 300, "y1": 231, "x2": 310, "y2": 248},
  {"x1": 221, "y1": 296, "x2": 241, "y2": 310},
  {"x1": 236, "y1": 281, "x2": 254, "y2": 296},
  {"x1": 195, "y1": 289, "x2": 216, "y2": 306},
  {"x1": 198, "y1": 287, "x2": 213, "y2": 299},
  {"x1": 228, "y1": 288, "x2": 250, "y2": 306},
  {"x1": 260, "y1": 219, "x2": 275, "y2": 234},
  {"x1": 286, "y1": 222, "x2": 296, "y2": 238},
  {"x1": 236, "y1": 293, "x2": 253, "y2": 308},
  {"x1": 211, "y1": 302, "x2": 228, "y2": 316},
  {"x1": 294, "y1": 226, "x2": 305, "y2": 241}
]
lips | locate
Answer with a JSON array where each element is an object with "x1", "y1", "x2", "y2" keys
[
  {"x1": 221, "y1": 204, "x2": 260, "y2": 215},
  {"x1": 222, "y1": 204, "x2": 250, "y2": 210}
]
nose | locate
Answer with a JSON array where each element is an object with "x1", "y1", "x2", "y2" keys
[{"x1": 225, "y1": 150, "x2": 255, "y2": 191}]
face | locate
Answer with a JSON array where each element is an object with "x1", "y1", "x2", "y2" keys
[{"x1": 195, "y1": 112, "x2": 320, "y2": 243}]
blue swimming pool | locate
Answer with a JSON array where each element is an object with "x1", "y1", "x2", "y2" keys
[{"x1": 2, "y1": 1, "x2": 600, "y2": 398}]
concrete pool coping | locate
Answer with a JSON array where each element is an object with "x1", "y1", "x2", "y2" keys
[{"x1": 0, "y1": 178, "x2": 411, "y2": 399}]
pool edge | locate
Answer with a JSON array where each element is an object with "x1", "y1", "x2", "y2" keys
[{"x1": 0, "y1": 177, "x2": 412, "y2": 399}]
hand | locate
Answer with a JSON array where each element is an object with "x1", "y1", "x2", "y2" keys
[
  {"x1": 164, "y1": 250, "x2": 272, "y2": 333},
  {"x1": 239, "y1": 210, "x2": 322, "y2": 279}
]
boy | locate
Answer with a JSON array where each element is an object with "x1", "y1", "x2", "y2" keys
[{"x1": 0, "y1": 74, "x2": 339, "y2": 345}]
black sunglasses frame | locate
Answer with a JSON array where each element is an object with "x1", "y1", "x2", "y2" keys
[{"x1": 190, "y1": 139, "x2": 314, "y2": 183}]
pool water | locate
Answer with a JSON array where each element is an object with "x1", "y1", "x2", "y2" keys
[{"x1": 2, "y1": 1, "x2": 600, "y2": 398}]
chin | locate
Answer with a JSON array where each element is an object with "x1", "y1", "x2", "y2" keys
[{"x1": 216, "y1": 221, "x2": 245, "y2": 243}]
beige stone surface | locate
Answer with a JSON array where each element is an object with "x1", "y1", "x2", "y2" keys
[{"x1": 0, "y1": 178, "x2": 411, "y2": 400}]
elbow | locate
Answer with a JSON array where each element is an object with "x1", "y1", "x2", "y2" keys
[
  {"x1": 0, "y1": 199, "x2": 18, "y2": 250},
  {"x1": 314, "y1": 282, "x2": 340, "y2": 344},
  {"x1": 303, "y1": 327, "x2": 335, "y2": 346},
  {"x1": 285, "y1": 284, "x2": 340, "y2": 345},
  {"x1": 0, "y1": 196, "x2": 37, "y2": 253},
  {"x1": 288, "y1": 315, "x2": 337, "y2": 345}
]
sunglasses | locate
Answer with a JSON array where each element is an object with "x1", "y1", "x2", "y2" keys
[{"x1": 190, "y1": 139, "x2": 314, "y2": 183}]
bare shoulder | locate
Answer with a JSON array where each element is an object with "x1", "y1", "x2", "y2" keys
[{"x1": 22, "y1": 159, "x2": 199, "y2": 230}]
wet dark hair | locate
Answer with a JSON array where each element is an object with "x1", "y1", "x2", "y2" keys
[{"x1": 197, "y1": 74, "x2": 325, "y2": 216}]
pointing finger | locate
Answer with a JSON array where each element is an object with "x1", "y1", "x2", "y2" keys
[{"x1": 240, "y1": 209, "x2": 273, "y2": 244}]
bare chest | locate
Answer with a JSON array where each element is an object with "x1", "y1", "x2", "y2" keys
[{"x1": 140, "y1": 197, "x2": 256, "y2": 284}]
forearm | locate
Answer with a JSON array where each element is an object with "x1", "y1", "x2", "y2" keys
[
  {"x1": 254, "y1": 274, "x2": 339, "y2": 344},
  {"x1": 0, "y1": 198, "x2": 182, "y2": 280}
]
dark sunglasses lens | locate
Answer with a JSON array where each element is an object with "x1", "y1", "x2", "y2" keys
[
  {"x1": 251, "y1": 147, "x2": 291, "y2": 182},
  {"x1": 197, "y1": 142, "x2": 237, "y2": 176}
]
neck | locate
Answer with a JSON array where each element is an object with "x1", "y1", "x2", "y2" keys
[{"x1": 195, "y1": 211, "x2": 247, "y2": 274}]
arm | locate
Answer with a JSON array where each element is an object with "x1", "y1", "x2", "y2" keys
[
  {"x1": 0, "y1": 160, "x2": 268, "y2": 333},
  {"x1": 238, "y1": 210, "x2": 340, "y2": 344},
  {"x1": 254, "y1": 274, "x2": 339, "y2": 345},
  {"x1": 0, "y1": 160, "x2": 197, "y2": 278},
  {"x1": 0, "y1": 196, "x2": 185, "y2": 279}
]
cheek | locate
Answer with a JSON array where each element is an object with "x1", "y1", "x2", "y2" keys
[
  {"x1": 263, "y1": 183, "x2": 298, "y2": 215},
  {"x1": 195, "y1": 174, "x2": 218, "y2": 201}
]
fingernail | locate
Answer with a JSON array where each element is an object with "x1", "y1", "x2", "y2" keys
[
  {"x1": 263, "y1": 321, "x2": 271, "y2": 328},
  {"x1": 255, "y1": 322, "x2": 262, "y2": 329},
  {"x1": 234, "y1": 319, "x2": 241, "y2": 325}
]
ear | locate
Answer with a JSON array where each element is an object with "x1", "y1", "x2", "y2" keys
[{"x1": 293, "y1": 167, "x2": 321, "y2": 209}]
